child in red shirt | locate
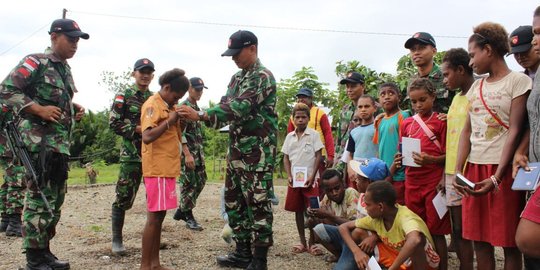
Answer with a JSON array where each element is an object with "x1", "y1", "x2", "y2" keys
[{"x1": 395, "y1": 78, "x2": 450, "y2": 270}]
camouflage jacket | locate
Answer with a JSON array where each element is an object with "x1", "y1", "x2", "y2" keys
[
  {"x1": 0, "y1": 48, "x2": 77, "y2": 155},
  {"x1": 0, "y1": 103, "x2": 14, "y2": 158},
  {"x1": 333, "y1": 102, "x2": 356, "y2": 165},
  {"x1": 180, "y1": 99, "x2": 205, "y2": 167},
  {"x1": 109, "y1": 84, "x2": 153, "y2": 162},
  {"x1": 206, "y1": 59, "x2": 277, "y2": 172},
  {"x1": 409, "y1": 64, "x2": 454, "y2": 113}
]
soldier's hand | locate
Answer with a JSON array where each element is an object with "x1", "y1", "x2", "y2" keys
[
  {"x1": 177, "y1": 105, "x2": 199, "y2": 121},
  {"x1": 185, "y1": 154, "x2": 195, "y2": 170},
  {"x1": 74, "y1": 103, "x2": 85, "y2": 121},
  {"x1": 38, "y1": 105, "x2": 62, "y2": 123}
]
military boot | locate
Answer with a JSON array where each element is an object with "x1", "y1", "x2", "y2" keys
[
  {"x1": 185, "y1": 210, "x2": 203, "y2": 231},
  {"x1": 111, "y1": 206, "x2": 126, "y2": 255},
  {"x1": 246, "y1": 246, "x2": 268, "y2": 270},
  {"x1": 172, "y1": 208, "x2": 187, "y2": 221},
  {"x1": 44, "y1": 247, "x2": 70, "y2": 270},
  {"x1": 5, "y1": 213, "x2": 22, "y2": 237},
  {"x1": 0, "y1": 213, "x2": 8, "y2": 232},
  {"x1": 25, "y1": 249, "x2": 52, "y2": 270},
  {"x1": 216, "y1": 241, "x2": 252, "y2": 268}
]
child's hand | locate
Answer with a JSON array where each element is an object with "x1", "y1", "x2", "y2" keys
[
  {"x1": 358, "y1": 234, "x2": 379, "y2": 254},
  {"x1": 436, "y1": 177, "x2": 446, "y2": 194},
  {"x1": 304, "y1": 175, "x2": 315, "y2": 188},
  {"x1": 412, "y1": 152, "x2": 430, "y2": 166},
  {"x1": 392, "y1": 152, "x2": 403, "y2": 171},
  {"x1": 437, "y1": 113, "x2": 448, "y2": 121},
  {"x1": 452, "y1": 176, "x2": 471, "y2": 197},
  {"x1": 308, "y1": 206, "x2": 331, "y2": 219},
  {"x1": 287, "y1": 177, "x2": 293, "y2": 188},
  {"x1": 352, "y1": 249, "x2": 370, "y2": 270},
  {"x1": 512, "y1": 153, "x2": 530, "y2": 178},
  {"x1": 469, "y1": 178, "x2": 496, "y2": 196}
]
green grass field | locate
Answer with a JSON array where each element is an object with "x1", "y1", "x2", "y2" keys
[{"x1": 1, "y1": 160, "x2": 287, "y2": 186}]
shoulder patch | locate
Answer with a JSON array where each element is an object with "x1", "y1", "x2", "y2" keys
[
  {"x1": 114, "y1": 95, "x2": 125, "y2": 103},
  {"x1": 17, "y1": 56, "x2": 40, "y2": 78}
]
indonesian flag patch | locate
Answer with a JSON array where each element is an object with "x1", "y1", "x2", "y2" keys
[
  {"x1": 115, "y1": 95, "x2": 124, "y2": 108},
  {"x1": 17, "y1": 56, "x2": 39, "y2": 78}
]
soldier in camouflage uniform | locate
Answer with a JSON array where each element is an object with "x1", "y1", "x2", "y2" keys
[
  {"x1": 179, "y1": 30, "x2": 276, "y2": 270},
  {"x1": 109, "y1": 58, "x2": 155, "y2": 255},
  {"x1": 172, "y1": 77, "x2": 208, "y2": 231},
  {"x1": 334, "y1": 72, "x2": 366, "y2": 174},
  {"x1": 0, "y1": 18, "x2": 88, "y2": 270},
  {"x1": 404, "y1": 32, "x2": 453, "y2": 113},
  {"x1": 0, "y1": 103, "x2": 25, "y2": 237}
]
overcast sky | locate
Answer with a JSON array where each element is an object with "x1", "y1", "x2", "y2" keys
[{"x1": 0, "y1": 0, "x2": 537, "y2": 112}]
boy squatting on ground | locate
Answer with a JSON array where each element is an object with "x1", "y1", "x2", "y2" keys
[
  {"x1": 339, "y1": 181, "x2": 440, "y2": 270},
  {"x1": 312, "y1": 157, "x2": 388, "y2": 263}
]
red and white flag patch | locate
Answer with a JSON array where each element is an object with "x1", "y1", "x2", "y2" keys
[
  {"x1": 115, "y1": 95, "x2": 125, "y2": 103},
  {"x1": 17, "y1": 56, "x2": 39, "y2": 78}
]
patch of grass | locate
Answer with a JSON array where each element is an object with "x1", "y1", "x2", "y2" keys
[
  {"x1": 88, "y1": 224, "x2": 104, "y2": 233},
  {"x1": 68, "y1": 163, "x2": 120, "y2": 185}
]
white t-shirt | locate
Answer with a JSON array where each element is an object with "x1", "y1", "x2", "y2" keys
[
  {"x1": 466, "y1": 71, "x2": 531, "y2": 164},
  {"x1": 281, "y1": 127, "x2": 324, "y2": 180}
]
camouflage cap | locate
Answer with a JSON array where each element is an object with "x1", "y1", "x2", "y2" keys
[{"x1": 49, "y1": 18, "x2": 89, "y2": 39}]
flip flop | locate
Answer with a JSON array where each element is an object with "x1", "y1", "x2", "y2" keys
[
  {"x1": 292, "y1": 243, "x2": 307, "y2": 254},
  {"x1": 309, "y1": 244, "x2": 324, "y2": 256}
]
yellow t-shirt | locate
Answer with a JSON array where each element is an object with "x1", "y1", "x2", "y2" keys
[
  {"x1": 466, "y1": 72, "x2": 531, "y2": 164},
  {"x1": 445, "y1": 94, "x2": 469, "y2": 174},
  {"x1": 355, "y1": 205, "x2": 435, "y2": 251},
  {"x1": 141, "y1": 92, "x2": 182, "y2": 177}
]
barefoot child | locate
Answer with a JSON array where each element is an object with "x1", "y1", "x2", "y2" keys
[
  {"x1": 441, "y1": 48, "x2": 475, "y2": 269},
  {"x1": 282, "y1": 103, "x2": 324, "y2": 255},
  {"x1": 374, "y1": 83, "x2": 410, "y2": 204},
  {"x1": 140, "y1": 68, "x2": 189, "y2": 270},
  {"x1": 338, "y1": 181, "x2": 440, "y2": 270},
  {"x1": 396, "y1": 78, "x2": 450, "y2": 270}
]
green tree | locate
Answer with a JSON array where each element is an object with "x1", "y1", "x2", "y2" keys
[{"x1": 99, "y1": 68, "x2": 132, "y2": 95}]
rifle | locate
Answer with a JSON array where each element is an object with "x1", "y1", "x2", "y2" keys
[{"x1": 4, "y1": 121, "x2": 53, "y2": 215}]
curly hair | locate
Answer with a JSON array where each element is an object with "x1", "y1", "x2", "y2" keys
[
  {"x1": 442, "y1": 48, "x2": 473, "y2": 76},
  {"x1": 366, "y1": 181, "x2": 396, "y2": 206},
  {"x1": 159, "y1": 68, "x2": 189, "y2": 93},
  {"x1": 408, "y1": 77, "x2": 436, "y2": 96},
  {"x1": 469, "y1": 22, "x2": 509, "y2": 57},
  {"x1": 378, "y1": 82, "x2": 400, "y2": 96}
]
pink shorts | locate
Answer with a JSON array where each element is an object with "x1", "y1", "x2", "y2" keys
[{"x1": 144, "y1": 177, "x2": 178, "y2": 212}]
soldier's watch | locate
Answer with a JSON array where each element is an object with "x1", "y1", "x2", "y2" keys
[{"x1": 197, "y1": 111, "x2": 205, "y2": 121}]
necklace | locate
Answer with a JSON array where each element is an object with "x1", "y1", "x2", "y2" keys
[{"x1": 407, "y1": 112, "x2": 434, "y2": 138}]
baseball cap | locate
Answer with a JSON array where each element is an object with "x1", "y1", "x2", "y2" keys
[
  {"x1": 509, "y1": 25, "x2": 533, "y2": 55},
  {"x1": 49, "y1": 19, "x2": 89, "y2": 39},
  {"x1": 133, "y1": 58, "x2": 155, "y2": 71},
  {"x1": 296, "y1": 88, "x2": 313, "y2": 97},
  {"x1": 339, "y1": 72, "x2": 365, "y2": 85},
  {"x1": 350, "y1": 158, "x2": 389, "y2": 181},
  {"x1": 190, "y1": 77, "x2": 207, "y2": 91},
  {"x1": 221, "y1": 30, "x2": 258, "y2": 57},
  {"x1": 404, "y1": 32, "x2": 436, "y2": 49}
]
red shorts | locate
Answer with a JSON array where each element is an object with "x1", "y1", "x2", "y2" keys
[
  {"x1": 405, "y1": 181, "x2": 451, "y2": 235},
  {"x1": 521, "y1": 190, "x2": 540, "y2": 224},
  {"x1": 393, "y1": 181, "x2": 405, "y2": 205},
  {"x1": 144, "y1": 177, "x2": 178, "y2": 212},
  {"x1": 284, "y1": 185, "x2": 319, "y2": 212},
  {"x1": 462, "y1": 163, "x2": 525, "y2": 247}
]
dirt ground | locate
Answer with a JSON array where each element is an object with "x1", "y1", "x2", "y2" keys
[{"x1": 0, "y1": 183, "x2": 503, "y2": 270}]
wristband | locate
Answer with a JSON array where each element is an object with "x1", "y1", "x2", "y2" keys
[{"x1": 490, "y1": 175, "x2": 500, "y2": 193}]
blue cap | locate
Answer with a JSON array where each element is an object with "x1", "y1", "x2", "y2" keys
[
  {"x1": 349, "y1": 158, "x2": 389, "y2": 181},
  {"x1": 296, "y1": 88, "x2": 313, "y2": 97}
]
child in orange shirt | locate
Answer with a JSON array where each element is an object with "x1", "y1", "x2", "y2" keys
[{"x1": 140, "y1": 68, "x2": 189, "y2": 270}]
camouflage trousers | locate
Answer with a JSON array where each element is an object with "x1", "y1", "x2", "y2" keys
[
  {"x1": 23, "y1": 153, "x2": 68, "y2": 249},
  {"x1": 178, "y1": 165, "x2": 207, "y2": 212},
  {"x1": 112, "y1": 161, "x2": 142, "y2": 210},
  {"x1": 224, "y1": 168, "x2": 273, "y2": 247},
  {"x1": 0, "y1": 158, "x2": 25, "y2": 215}
]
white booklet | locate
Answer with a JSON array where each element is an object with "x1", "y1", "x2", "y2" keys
[
  {"x1": 368, "y1": 256, "x2": 382, "y2": 270},
  {"x1": 292, "y1": 166, "x2": 308, "y2": 188},
  {"x1": 402, "y1": 137, "x2": 421, "y2": 167},
  {"x1": 432, "y1": 191, "x2": 448, "y2": 219}
]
